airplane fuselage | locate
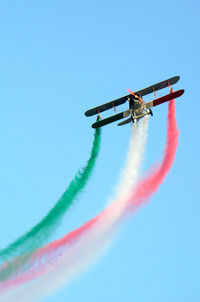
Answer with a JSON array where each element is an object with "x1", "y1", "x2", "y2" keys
[{"x1": 128, "y1": 97, "x2": 145, "y2": 120}]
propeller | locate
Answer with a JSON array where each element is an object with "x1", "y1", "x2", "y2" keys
[{"x1": 127, "y1": 88, "x2": 145, "y2": 104}]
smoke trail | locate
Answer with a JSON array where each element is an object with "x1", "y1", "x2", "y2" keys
[
  {"x1": 0, "y1": 127, "x2": 101, "y2": 281},
  {"x1": 128, "y1": 98, "x2": 179, "y2": 211},
  {"x1": 112, "y1": 116, "x2": 149, "y2": 201},
  {"x1": 0, "y1": 116, "x2": 149, "y2": 301},
  {"x1": 1, "y1": 99, "x2": 179, "y2": 302}
]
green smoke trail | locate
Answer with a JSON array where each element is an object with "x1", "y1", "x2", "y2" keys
[{"x1": 0, "y1": 126, "x2": 101, "y2": 280}]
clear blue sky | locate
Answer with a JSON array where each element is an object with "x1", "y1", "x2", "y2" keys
[{"x1": 0, "y1": 0, "x2": 199, "y2": 301}]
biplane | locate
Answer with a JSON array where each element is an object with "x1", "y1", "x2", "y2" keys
[{"x1": 85, "y1": 76, "x2": 184, "y2": 128}]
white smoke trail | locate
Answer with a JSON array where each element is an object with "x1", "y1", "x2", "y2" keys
[
  {"x1": 108, "y1": 117, "x2": 148, "y2": 206},
  {"x1": 1, "y1": 116, "x2": 149, "y2": 302},
  {"x1": 115, "y1": 121, "x2": 146, "y2": 197}
]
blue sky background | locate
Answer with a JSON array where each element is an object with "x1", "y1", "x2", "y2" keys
[{"x1": 0, "y1": 0, "x2": 199, "y2": 301}]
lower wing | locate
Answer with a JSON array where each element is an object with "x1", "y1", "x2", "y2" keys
[
  {"x1": 145, "y1": 89, "x2": 184, "y2": 109},
  {"x1": 92, "y1": 110, "x2": 130, "y2": 128}
]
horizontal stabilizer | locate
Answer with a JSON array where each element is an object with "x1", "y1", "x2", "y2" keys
[
  {"x1": 92, "y1": 110, "x2": 130, "y2": 128},
  {"x1": 118, "y1": 117, "x2": 131, "y2": 126},
  {"x1": 145, "y1": 89, "x2": 184, "y2": 109}
]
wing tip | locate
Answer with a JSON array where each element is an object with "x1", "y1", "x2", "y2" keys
[
  {"x1": 179, "y1": 89, "x2": 185, "y2": 96},
  {"x1": 92, "y1": 123, "x2": 98, "y2": 129},
  {"x1": 174, "y1": 75, "x2": 180, "y2": 81},
  {"x1": 85, "y1": 110, "x2": 92, "y2": 117},
  {"x1": 168, "y1": 75, "x2": 180, "y2": 85}
]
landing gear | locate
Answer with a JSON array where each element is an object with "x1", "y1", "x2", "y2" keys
[
  {"x1": 149, "y1": 108, "x2": 153, "y2": 116},
  {"x1": 131, "y1": 115, "x2": 135, "y2": 123}
]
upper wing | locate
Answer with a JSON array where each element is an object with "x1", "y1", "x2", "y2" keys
[
  {"x1": 92, "y1": 110, "x2": 130, "y2": 128},
  {"x1": 85, "y1": 96, "x2": 128, "y2": 117},
  {"x1": 135, "y1": 76, "x2": 180, "y2": 97},
  {"x1": 85, "y1": 76, "x2": 180, "y2": 117},
  {"x1": 144, "y1": 89, "x2": 184, "y2": 109}
]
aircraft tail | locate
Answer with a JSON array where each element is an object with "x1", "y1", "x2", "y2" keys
[{"x1": 118, "y1": 117, "x2": 131, "y2": 126}]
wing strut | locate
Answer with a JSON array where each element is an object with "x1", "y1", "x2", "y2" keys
[
  {"x1": 153, "y1": 88, "x2": 157, "y2": 98},
  {"x1": 168, "y1": 81, "x2": 173, "y2": 93},
  {"x1": 112, "y1": 103, "x2": 117, "y2": 113},
  {"x1": 97, "y1": 110, "x2": 102, "y2": 120}
]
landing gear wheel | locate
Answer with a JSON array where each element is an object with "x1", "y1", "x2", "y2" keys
[{"x1": 149, "y1": 109, "x2": 153, "y2": 116}]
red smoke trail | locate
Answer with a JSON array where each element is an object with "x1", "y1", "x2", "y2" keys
[
  {"x1": 0, "y1": 100, "x2": 179, "y2": 293},
  {"x1": 129, "y1": 98, "x2": 179, "y2": 210}
]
